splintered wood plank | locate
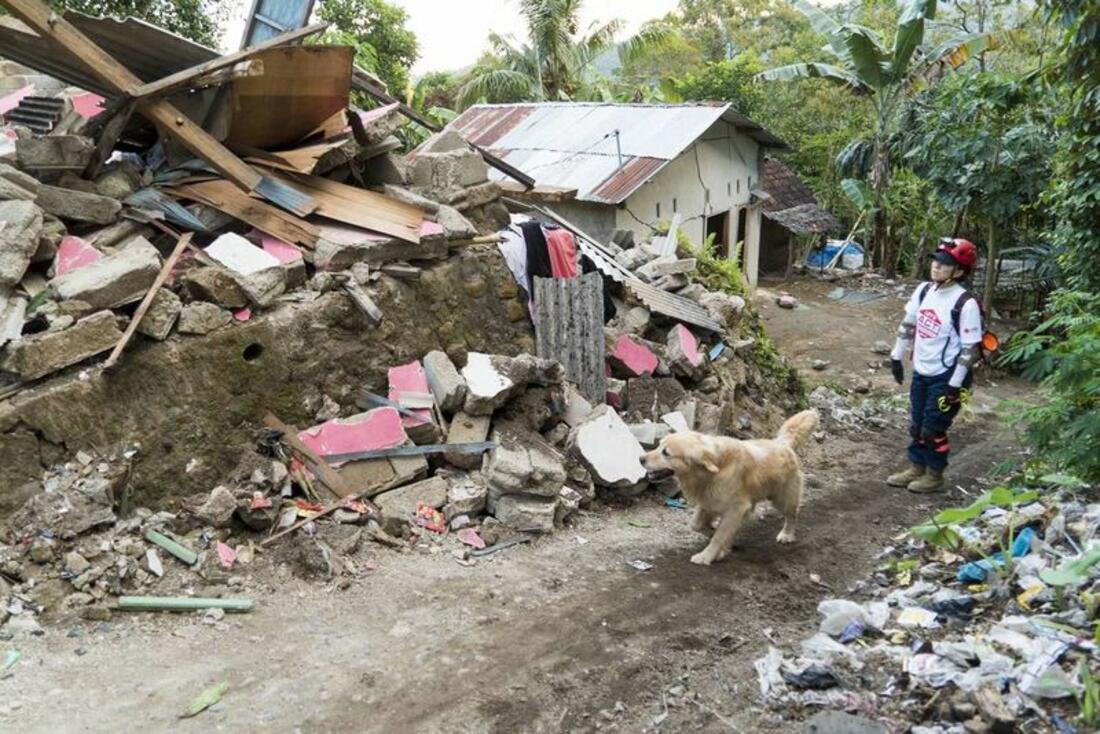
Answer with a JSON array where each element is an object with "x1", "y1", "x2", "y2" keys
[
  {"x1": 533, "y1": 272, "x2": 606, "y2": 405},
  {"x1": 256, "y1": 168, "x2": 424, "y2": 243},
  {"x1": 172, "y1": 180, "x2": 320, "y2": 248}
]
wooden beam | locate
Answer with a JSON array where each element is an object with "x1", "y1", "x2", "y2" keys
[
  {"x1": 102, "y1": 232, "x2": 192, "y2": 370},
  {"x1": 131, "y1": 22, "x2": 329, "y2": 100},
  {"x1": 82, "y1": 99, "x2": 134, "y2": 180}
]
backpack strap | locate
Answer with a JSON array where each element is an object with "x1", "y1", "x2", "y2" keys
[
  {"x1": 918, "y1": 282, "x2": 932, "y2": 305},
  {"x1": 951, "y1": 291, "x2": 979, "y2": 337}
]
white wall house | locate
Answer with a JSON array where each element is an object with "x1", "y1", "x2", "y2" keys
[{"x1": 445, "y1": 102, "x2": 787, "y2": 285}]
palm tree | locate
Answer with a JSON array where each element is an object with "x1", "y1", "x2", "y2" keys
[
  {"x1": 757, "y1": 0, "x2": 992, "y2": 276},
  {"x1": 456, "y1": 0, "x2": 671, "y2": 109}
]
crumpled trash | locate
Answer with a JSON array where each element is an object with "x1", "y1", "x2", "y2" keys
[
  {"x1": 956, "y1": 526, "x2": 1038, "y2": 583},
  {"x1": 905, "y1": 652, "x2": 963, "y2": 688},
  {"x1": 839, "y1": 620, "x2": 864, "y2": 644},
  {"x1": 801, "y1": 633, "x2": 863, "y2": 669},
  {"x1": 754, "y1": 646, "x2": 785, "y2": 698},
  {"x1": 781, "y1": 664, "x2": 839, "y2": 690},
  {"x1": 818, "y1": 598, "x2": 889, "y2": 637},
  {"x1": 925, "y1": 596, "x2": 975, "y2": 619}
]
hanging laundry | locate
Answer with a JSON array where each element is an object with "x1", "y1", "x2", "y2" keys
[
  {"x1": 543, "y1": 226, "x2": 579, "y2": 278},
  {"x1": 496, "y1": 226, "x2": 530, "y2": 300},
  {"x1": 519, "y1": 220, "x2": 553, "y2": 295}
]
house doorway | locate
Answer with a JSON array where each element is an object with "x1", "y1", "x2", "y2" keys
[{"x1": 706, "y1": 210, "x2": 729, "y2": 257}]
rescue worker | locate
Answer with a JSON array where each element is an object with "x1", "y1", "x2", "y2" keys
[{"x1": 886, "y1": 238, "x2": 983, "y2": 493}]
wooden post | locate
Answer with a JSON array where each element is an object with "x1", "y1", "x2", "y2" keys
[{"x1": 102, "y1": 232, "x2": 192, "y2": 370}]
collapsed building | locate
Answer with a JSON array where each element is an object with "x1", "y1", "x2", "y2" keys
[{"x1": 0, "y1": 5, "x2": 802, "y2": 621}]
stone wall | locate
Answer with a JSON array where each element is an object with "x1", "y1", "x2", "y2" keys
[{"x1": 0, "y1": 248, "x2": 534, "y2": 510}]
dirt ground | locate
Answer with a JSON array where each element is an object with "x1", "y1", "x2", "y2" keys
[{"x1": 2, "y1": 275, "x2": 1036, "y2": 733}]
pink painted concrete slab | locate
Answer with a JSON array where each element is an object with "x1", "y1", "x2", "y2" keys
[
  {"x1": 70, "y1": 92, "x2": 105, "y2": 119},
  {"x1": 233, "y1": 308, "x2": 252, "y2": 322},
  {"x1": 261, "y1": 236, "x2": 303, "y2": 264},
  {"x1": 0, "y1": 84, "x2": 34, "y2": 116},
  {"x1": 673, "y1": 324, "x2": 704, "y2": 367},
  {"x1": 420, "y1": 221, "x2": 444, "y2": 237},
  {"x1": 54, "y1": 236, "x2": 103, "y2": 276},
  {"x1": 298, "y1": 407, "x2": 407, "y2": 464},
  {"x1": 611, "y1": 334, "x2": 659, "y2": 377},
  {"x1": 388, "y1": 360, "x2": 432, "y2": 427}
]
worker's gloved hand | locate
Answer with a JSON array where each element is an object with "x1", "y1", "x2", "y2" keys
[
  {"x1": 943, "y1": 385, "x2": 962, "y2": 407},
  {"x1": 891, "y1": 359, "x2": 904, "y2": 385}
]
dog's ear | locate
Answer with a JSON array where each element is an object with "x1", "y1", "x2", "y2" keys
[{"x1": 697, "y1": 441, "x2": 720, "y2": 473}]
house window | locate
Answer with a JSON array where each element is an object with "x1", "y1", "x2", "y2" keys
[
  {"x1": 673, "y1": 197, "x2": 678, "y2": 213},
  {"x1": 736, "y1": 179, "x2": 741, "y2": 194},
  {"x1": 726, "y1": 182, "x2": 731, "y2": 196},
  {"x1": 656, "y1": 202, "x2": 661, "y2": 218}
]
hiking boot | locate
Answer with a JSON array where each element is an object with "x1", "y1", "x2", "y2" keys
[
  {"x1": 908, "y1": 469, "x2": 945, "y2": 493},
  {"x1": 886, "y1": 462, "x2": 925, "y2": 487}
]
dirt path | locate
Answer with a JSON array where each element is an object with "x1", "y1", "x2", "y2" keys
[{"x1": 2, "y1": 278, "x2": 1033, "y2": 733}]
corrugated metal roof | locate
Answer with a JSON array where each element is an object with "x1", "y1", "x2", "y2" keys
[
  {"x1": 0, "y1": 13, "x2": 218, "y2": 97},
  {"x1": 446, "y1": 102, "x2": 786, "y2": 204}
]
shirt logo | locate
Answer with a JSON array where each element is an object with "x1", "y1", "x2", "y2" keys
[{"x1": 917, "y1": 308, "x2": 942, "y2": 339}]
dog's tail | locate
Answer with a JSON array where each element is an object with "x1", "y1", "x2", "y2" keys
[{"x1": 775, "y1": 410, "x2": 819, "y2": 453}]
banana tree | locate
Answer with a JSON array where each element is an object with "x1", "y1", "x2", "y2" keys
[{"x1": 756, "y1": 0, "x2": 993, "y2": 276}]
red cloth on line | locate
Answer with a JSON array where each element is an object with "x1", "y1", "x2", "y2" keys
[{"x1": 544, "y1": 227, "x2": 578, "y2": 278}]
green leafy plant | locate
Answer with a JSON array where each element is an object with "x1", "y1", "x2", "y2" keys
[
  {"x1": 910, "y1": 486, "x2": 1038, "y2": 549},
  {"x1": 1076, "y1": 660, "x2": 1099, "y2": 729}
]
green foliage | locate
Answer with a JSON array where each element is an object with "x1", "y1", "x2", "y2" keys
[
  {"x1": 999, "y1": 290, "x2": 1100, "y2": 482},
  {"x1": 672, "y1": 53, "x2": 765, "y2": 115},
  {"x1": 1077, "y1": 659, "x2": 1100, "y2": 729},
  {"x1": 318, "y1": 0, "x2": 419, "y2": 95},
  {"x1": 909, "y1": 486, "x2": 1038, "y2": 549},
  {"x1": 54, "y1": 0, "x2": 227, "y2": 46},
  {"x1": 678, "y1": 230, "x2": 744, "y2": 297}
]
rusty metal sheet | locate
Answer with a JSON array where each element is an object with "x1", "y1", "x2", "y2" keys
[
  {"x1": 534, "y1": 273, "x2": 607, "y2": 405},
  {"x1": 589, "y1": 156, "x2": 666, "y2": 204}
]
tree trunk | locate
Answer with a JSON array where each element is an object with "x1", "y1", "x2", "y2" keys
[
  {"x1": 872, "y1": 139, "x2": 895, "y2": 276},
  {"x1": 983, "y1": 218, "x2": 997, "y2": 310}
]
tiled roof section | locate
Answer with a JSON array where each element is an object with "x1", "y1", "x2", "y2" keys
[{"x1": 760, "y1": 156, "x2": 839, "y2": 233}]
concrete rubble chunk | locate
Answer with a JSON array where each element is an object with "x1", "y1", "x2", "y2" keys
[
  {"x1": 16, "y1": 135, "x2": 94, "y2": 171},
  {"x1": 666, "y1": 324, "x2": 707, "y2": 381},
  {"x1": 0, "y1": 310, "x2": 122, "y2": 380},
  {"x1": 608, "y1": 334, "x2": 660, "y2": 378},
  {"x1": 484, "y1": 427, "x2": 567, "y2": 499},
  {"x1": 444, "y1": 412, "x2": 491, "y2": 470},
  {"x1": 0, "y1": 293, "x2": 28, "y2": 350},
  {"x1": 619, "y1": 306, "x2": 651, "y2": 335},
  {"x1": 177, "y1": 302, "x2": 232, "y2": 335},
  {"x1": 205, "y1": 232, "x2": 282, "y2": 276},
  {"x1": 421, "y1": 129, "x2": 471, "y2": 154},
  {"x1": 50, "y1": 236, "x2": 160, "y2": 309},
  {"x1": 637, "y1": 257, "x2": 696, "y2": 281},
  {"x1": 86, "y1": 219, "x2": 152, "y2": 251},
  {"x1": 561, "y1": 383, "x2": 594, "y2": 427},
  {"x1": 135, "y1": 289, "x2": 182, "y2": 341},
  {"x1": 379, "y1": 184, "x2": 441, "y2": 214},
  {"x1": 461, "y1": 352, "x2": 563, "y2": 415},
  {"x1": 314, "y1": 225, "x2": 448, "y2": 270},
  {"x1": 93, "y1": 165, "x2": 142, "y2": 200},
  {"x1": 624, "y1": 377, "x2": 688, "y2": 419},
  {"x1": 568, "y1": 404, "x2": 647, "y2": 490},
  {"x1": 801, "y1": 711, "x2": 887, "y2": 734},
  {"x1": 606, "y1": 377, "x2": 626, "y2": 408},
  {"x1": 179, "y1": 267, "x2": 249, "y2": 309},
  {"x1": 0, "y1": 199, "x2": 43, "y2": 289},
  {"x1": 616, "y1": 247, "x2": 657, "y2": 272},
  {"x1": 629, "y1": 422, "x2": 671, "y2": 448},
  {"x1": 423, "y1": 350, "x2": 467, "y2": 414},
  {"x1": 35, "y1": 184, "x2": 121, "y2": 225},
  {"x1": 445, "y1": 475, "x2": 488, "y2": 517},
  {"x1": 374, "y1": 475, "x2": 448, "y2": 521},
  {"x1": 661, "y1": 411, "x2": 691, "y2": 434},
  {"x1": 493, "y1": 494, "x2": 556, "y2": 533},
  {"x1": 700, "y1": 291, "x2": 746, "y2": 329},
  {"x1": 433, "y1": 204, "x2": 477, "y2": 240},
  {"x1": 195, "y1": 486, "x2": 237, "y2": 528},
  {"x1": 235, "y1": 266, "x2": 287, "y2": 308},
  {"x1": 0, "y1": 162, "x2": 40, "y2": 200},
  {"x1": 34, "y1": 215, "x2": 68, "y2": 265}
]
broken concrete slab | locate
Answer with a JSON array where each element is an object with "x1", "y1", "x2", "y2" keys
[
  {"x1": 619, "y1": 306, "x2": 651, "y2": 335},
  {"x1": 0, "y1": 310, "x2": 122, "y2": 380},
  {"x1": 461, "y1": 352, "x2": 564, "y2": 415},
  {"x1": 0, "y1": 199, "x2": 43, "y2": 290},
  {"x1": 33, "y1": 214, "x2": 66, "y2": 265},
  {"x1": 53, "y1": 235, "x2": 103, "y2": 277},
  {"x1": 637, "y1": 257, "x2": 697, "y2": 281},
  {"x1": 666, "y1": 324, "x2": 706, "y2": 381},
  {"x1": 50, "y1": 236, "x2": 161, "y2": 310},
  {"x1": 85, "y1": 219, "x2": 153, "y2": 251},
  {"x1": 616, "y1": 246, "x2": 657, "y2": 272},
  {"x1": 378, "y1": 184, "x2": 441, "y2": 215},
  {"x1": 35, "y1": 184, "x2": 121, "y2": 225},
  {"x1": 235, "y1": 266, "x2": 287, "y2": 308},
  {"x1": 314, "y1": 224, "x2": 449, "y2": 271},
  {"x1": 16, "y1": 135, "x2": 93, "y2": 171},
  {"x1": 373, "y1": 475, "x2": 448, "y2": 521},
  {"x1": 568, "y1": 405, "x2": 647, "y2": 490},
  {"x1": 661, "y1": 411, "x2": 690, "y2": 434},
  {"x1": 444, "y1": 412, "x2": 491, "y2": 470},
  {"x1": 423, "y1": 349, "x2": 466, "y2": 414},
  {"x1": 0, "y1": 293, "x2": 27, "y2": 351},
  {"x1": 179, "y1": 267, "x2": 249, "y2": 309},
  {"x1": 608, "y1": 334, "x2": 659, "y2": 378},
  {"x1": 93, "y1": 165, "x2": 142, "y2": 201},
  {"x1": 388, "y1": 360, "x2": 439, "y2": 444},
  {"x1": 205, "y1": 232, "x2": 282, "y2": 276},
  {"x1": 624, "y1": 377, "x2": 688, "y2": 420},
  {"x1": 652, "y1": 273, "x2": 690, "y2": 291},
  {"x1": 484, "y1": 427, "x2": 567, "y2": 499},
  {"x1": 0, "y1": 162, "x2": 40, "y2": 200},
  {"x1": 176, "y1": 302, "x2": 232, "y2": 335},
  {"x1": 493, "y1": 494, "x2": 556, "y2": 533},
  {"x1": 298, "y1": 408, "x2": 407, "y2": 462},
  {"x1": 561, "y1": 383, "x2": 594, "y2": 428},
  {"x1": 257, "y1": 233, "x2": 306, "y2": 289},
  {"x1": 195, "y1": 486, "x2": 237, "y2": 528},
  {"x1": 135, "y1": 289, "x2": 182, "y2": 341},
  {"x1": 629, "y1": 422, "x2": 671, "y2": 448},
  {"x1": 700, "y1": 291, "x2": 746, "y2": 328},
  {"x1": 433, "y1": 204, "x2": 478, "y2": 240}
]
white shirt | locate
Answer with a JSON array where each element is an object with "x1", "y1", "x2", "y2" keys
[
  {"x1": 496, "y1": 226, "x2": 530, "y2": 299},
  {"x1": 894, "y1": 281, "x2": 982, "y2": 378}
]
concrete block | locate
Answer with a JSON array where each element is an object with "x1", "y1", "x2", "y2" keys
[
  {"x1": 423, "y1": 350, "x2": 466, "y2": 414},
  {"x1": 484, "y1": 428, "x2": 566, "y2": 499},
  {"x1": 445, "y1": 474, "x2": 488, "y2": 517},
  {"x1": 492, "y1": 494, "x2": 556, "y2": 533},
  {"x1": 177, "y1": 302, "x2": 232, "y2": 335},
  {"x1": 608, "y1": 334, "x2": 659, "y2": 378},
  {"x1": 35, "y1": 184, "x2": 120, "y2": 224},
  {"x1": 421, "y1": 129, "x2": 470, "y2": 154},
  {"x1": 374, "y1": 475, "x2": 448, "y2": 521},
  {"x1": 0, "y1": 199, "x2": 43, "y2": 289},
  {"x1": 637, "y1": 257, "x2": 696, "y2": 281},
  {"x1": 50, "y1": 236, "x2": 160, "y2": 309},
  {"x1": 93, "y1": 165, "x2": 142, "y2": 200},
  {"x1": 616, "y1": 247, "x2": 656, "y2": 271},
  {"x1": 379, "y1": 184, "x2": 441, "y2": 214},
  {"x1": 33, "y1": 214, "x2": 66, "y2": 265},
  {"x1": 666, "y1": 323, "x2": 707, "y2": 381},
  {"x1": 434, "y1": 204, "x2": 477, "y2": 240},
  {"x1": 624, "y1": 376, "x2": 687, "y2": 420},
  {"x1": 0, "y1": 162, "x2": 40, "y2": 200},
  {"x1": 567, "y1": 405, "x2": 647, "y2": 490},
  {"x1": 16, "y1": 135, "x2": 93, "y2": 171},
  {"x1": 179, "y1": 267, "x2": 249, "y2": 309},
  {"x1": 443, "y1": 414, "x2": 490, "y2": 471},
  {"x1": 314, "y1": 225, "x2": 449, "y2": 270},
  {"x1": 135, "y1": 289, "x2": 182, "y2": 341},
  {"x1": 461, "y1": 352, "x2": 563, "y2": 415},
  {"x1": 1, "y1": 310, "x2": 122, "y2": 380}
]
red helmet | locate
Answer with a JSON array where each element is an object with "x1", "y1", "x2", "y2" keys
[{"x1": 933, "y1": 238, "x2": 978, "y2": 273}]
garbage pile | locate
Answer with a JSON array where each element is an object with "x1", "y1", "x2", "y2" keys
[
  {"x1": 754, "y1": 479, "x2": 1100, "y2": 733},
  {"x1": 0, "y1": 10, "x2": 521, "y2": 391}
]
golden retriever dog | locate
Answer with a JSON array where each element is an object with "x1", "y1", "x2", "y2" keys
[{"x1": 642, "y1": 410, "x2": 819, "y2": 566}]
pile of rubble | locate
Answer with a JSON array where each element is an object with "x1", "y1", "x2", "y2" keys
[
  {"x1": 754, "y1": 478, "x2": 1100, "y2": 733},
  {"x1": 0, "y1": 11, "x2": 523, "y2": 391}
]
